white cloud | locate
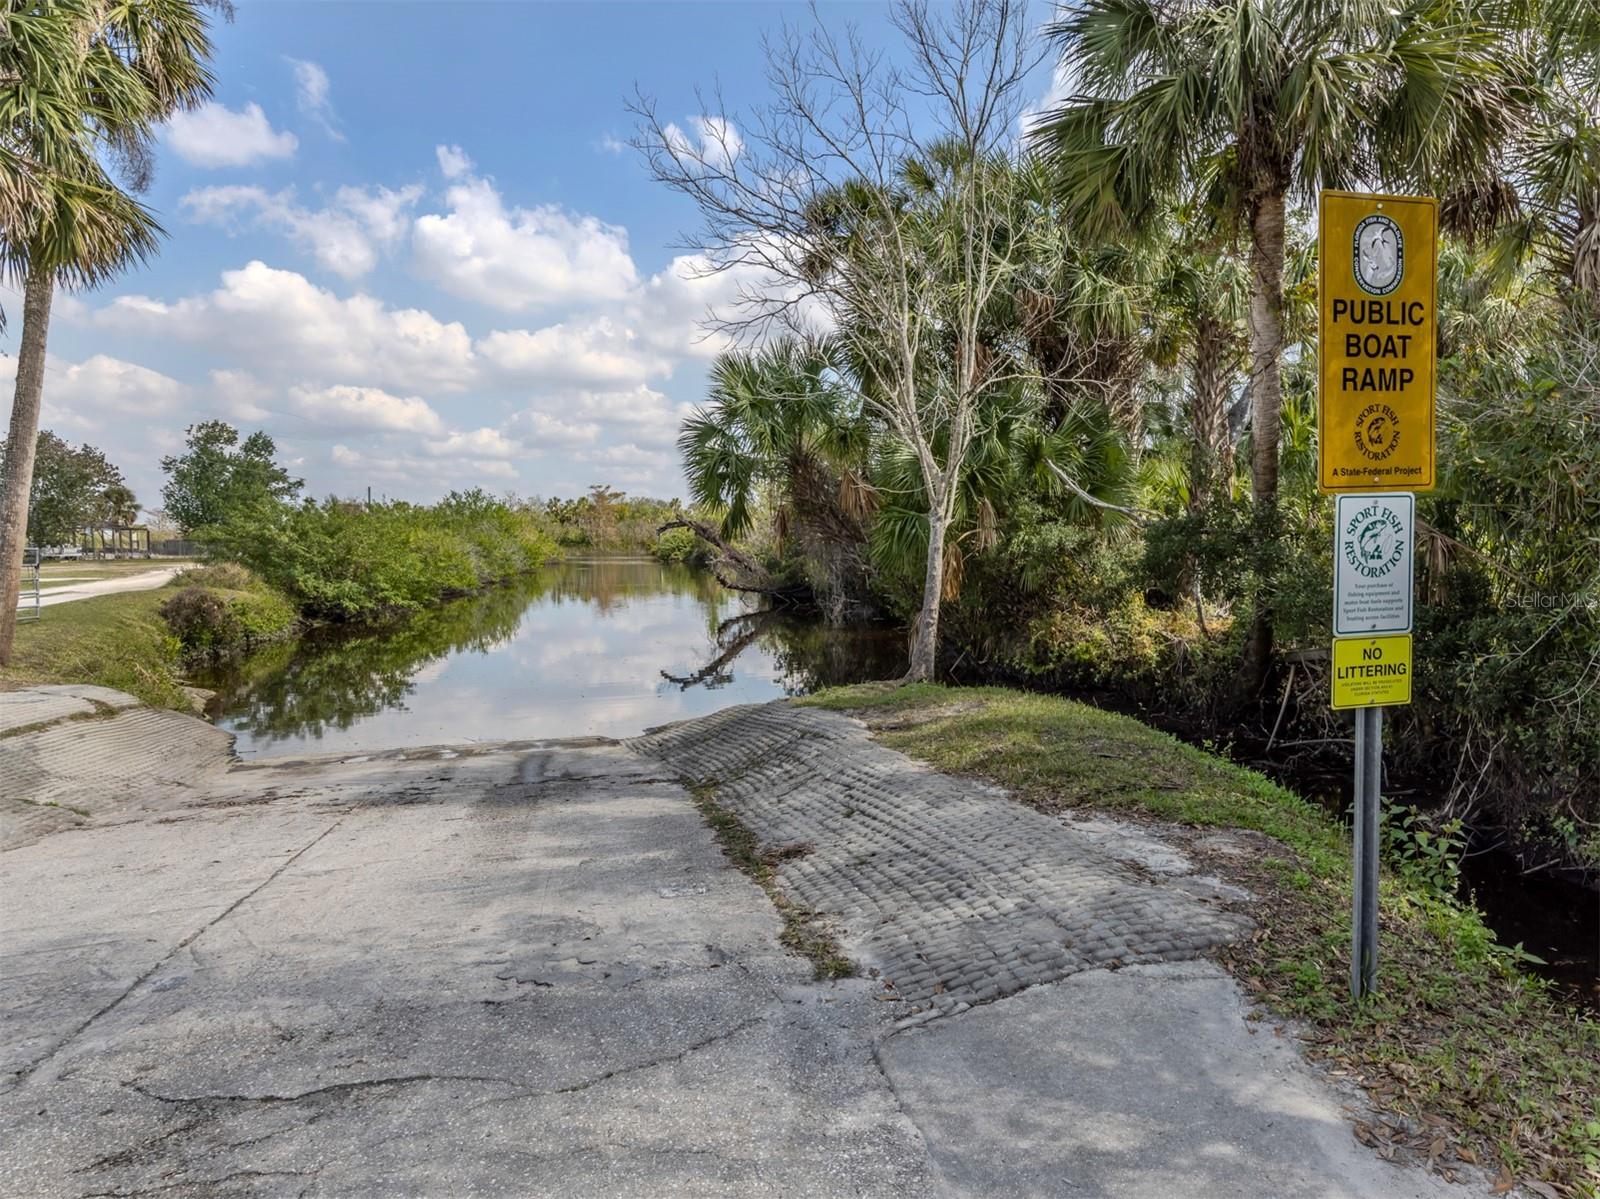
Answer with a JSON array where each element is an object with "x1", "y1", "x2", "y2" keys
[
  {"x1": 634, "y1": 252, "x2": 743, "y2": 360},
  {"x1": 182, "y1": 184, "x2": 423, "y2": 278},
  {"x1": 335, "y1": 185, "x2": 420, "y2": 245},
  {"x1": 569, "y1": 385, "x2": 688, "y2": 446},
  {"x1": 0, "y1": 353, "x2": 188, "y2": 507},
  {"x1": 98, "y1": 261, "x2": 477, "y2": 392},
  {"x1": 424, "y1": 427, "x2": 524, "y2": 458},
  {"x1": 435, "y1": 144, "x2": 473, "y2": 179},
  {"x1": 504, "y1": 410, "x2": 601, "y2": 450},
  {"x1": 289, "y1": 58, "x2": 343, "y2": 141},
  {"x1": 208, "y1": 368, "x2": 275, "y2": 422},
  {"x1": 288, "y1": 384, "x2": 445, "y2": 436},
  {"x1": 16, "y1": 354, "x2": 188, "y2": 437},
  {"x1": 477, "y1": 316, "x2": 668, "y2": 387},
  {"x1": 165, "y1": 102, "x2": 297, "y2": 168},
  {"x1": 1019, "y1": 62, "x2": 1080, "y2": 138},
  {"x1": 331, "y1": 442, "x2": 518, "y2": 483},
  {"x1": 412, "y1": 172, "x2": 638, "y2": 311},
  {"x1": 663, "y1": 116, "x2": 744, "y2": 171},
  {"x1": 597, "y1": 132, "x2": 627, "y2": 155}
]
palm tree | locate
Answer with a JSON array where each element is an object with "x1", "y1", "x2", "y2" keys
[
  {"x1": 679, "y1": 339, "x2": 875, "y2": 621},
  {"x1": 1152, "y1": 200, "x2": 1250, "y2": 515},
  {"x1": 1033, "y1": 0, "x2": 1532, "y2": 685},
  {"x1": 1481, "y1": 0, "x2": 1600, "y2": 301},
  {"x1": 0, "y1": 0, "x2": 217, "y2": 664},
  {"x1": 1008, "y1": 155, "x2": 1151, "y2": 442}
]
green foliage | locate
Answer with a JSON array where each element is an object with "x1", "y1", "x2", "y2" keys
[
  {"x1": 202, "y1": 489, "x2": 556, "y2": 621},
  {"x1": 1380, "y1": 801, "x2": 1467, "y2": 897},
  {"x1": 652, "y1": 525, "x2": 701, "y2": 563},
  {"x1": 0, "y1": 430, "x2": 132, "y2": 547},
  {"x1": 173, "y1": 562, "x2": 256, "y2": 591},
  {"x1": 160, "y1": 421, "x2": 303, "y2": 536},
  {"x1": 1414, "y1": 286, "x2": 1600, "y2": 855},
  {"x1": 0, "y1": 588, "x2": 189, "y2": 710},
  {"x1": 1, "y1": 0, "x2": 216, "y2": 290},
  {"x1": 532, "y1": 485, "x2": 683, "y2": 552},
  {"x1": 159, "y1": 579, "x2": 296, "y2": 658},
  {"x1": 1035, "y1": 0, "x2": 1532, "y2": 228}
]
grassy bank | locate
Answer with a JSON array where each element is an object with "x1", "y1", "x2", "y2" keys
[
  {"x1": 0, "y1": 565, "x2": 300, "y2": 710},
  {"x1": 0, "y1": 588, "x2": 191, "y2": 709},
  {"x1": 800, "y1": 683, "x2": 1599, "y2": 1197},
  {"x1": 0, "y1": 495, "x2": 559, "y2": 711}
]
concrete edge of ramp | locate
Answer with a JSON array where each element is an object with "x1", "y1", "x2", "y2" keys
[
  {"x1": 0, "y1": 685, "x2": 235, "y2": 850},
  {"x1": 876, "y1": 961, "x2": 1477, "y2": 1199}
]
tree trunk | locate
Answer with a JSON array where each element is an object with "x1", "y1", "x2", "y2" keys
[
  {"x1": 0, "y1": 270, "x2": 53, "y2": 666},
  {"x1": 655, "y1": 518, "x2": 794, "y2": 599},
  {"x1": 904, "y1": 501, "x2": 947, "y2": 683},
  {"x1": 1240, "y1": 188, "x2": 1286, "y2": 693},
  {"x1": 1188, "y1": 310, "x2": 1235, "y2": 515},
  {"x1": 1247, "y1": 190, "x2": 1285, "y2": 507}
]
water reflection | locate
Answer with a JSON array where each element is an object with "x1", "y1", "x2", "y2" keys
[{"x1": 197, "y1": 557, "x2": 904, "y2": 757}]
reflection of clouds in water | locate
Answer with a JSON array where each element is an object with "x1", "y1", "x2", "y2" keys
[
  {"x1": 516, "y1": 635, "x2": 610, "y2": 670},
  {"x1": 407, "y1": 659, "x2": 452, "y2": 686},
  {"x1": 215, "y1": 558, "x2": 901, "y2": 757}
]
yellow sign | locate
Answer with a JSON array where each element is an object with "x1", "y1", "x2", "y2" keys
[
  {"x1": 1331, "y1": 634, "x2": 1413, "y2": 709},
  {"x1": 1318, "y1": 191, "x2": 1437, "y2": 493}
]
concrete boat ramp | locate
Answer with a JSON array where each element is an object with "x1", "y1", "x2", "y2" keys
[{"x1": 0, "y1": 686, "x2": 1478, "y2": 1197}]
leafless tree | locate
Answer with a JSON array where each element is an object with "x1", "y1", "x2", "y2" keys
[{"x1": 633, "y1": 0, "x2": 1038, "y2": 682}]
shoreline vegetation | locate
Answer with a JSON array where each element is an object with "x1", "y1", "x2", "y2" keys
[
  {"x1": 802, "y1": 683, "x2": 1600, "y2": 1195},
  {"x1": 0, "y1": 486, "x2": 705, "y2": 710}
]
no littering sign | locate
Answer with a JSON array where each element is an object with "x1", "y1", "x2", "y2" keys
[
  {"x1": 1318, "y1": 191, "x2": 1438, "y2": 494},
  {"x1": 1331, "y1": 635, "x2": 1413, "y2": 710}
]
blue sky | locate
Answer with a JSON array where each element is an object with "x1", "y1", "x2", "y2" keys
[{"x1": 4, "y1": 1, "x2": 1055, "y2": 516}]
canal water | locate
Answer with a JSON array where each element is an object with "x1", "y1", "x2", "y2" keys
[{"x1": 197, "y1": 556, "x2": 905, "y2": 758}]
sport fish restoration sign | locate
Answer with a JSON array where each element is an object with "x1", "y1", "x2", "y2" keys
[
  {"x1": 1318, "y1": 191, "x2": 1437, "y2": 494},
  {"x1": 1334, "y1": 492, "x2": 1414, "y2": 636}
]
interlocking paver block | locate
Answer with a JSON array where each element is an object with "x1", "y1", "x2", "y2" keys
[{"x1": 630, "y1": 702, "x2": 1252, "y2": 1019}]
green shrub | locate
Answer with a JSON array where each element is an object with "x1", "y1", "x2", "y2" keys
[
  {"x1": 159, "y1": 586, "x2": 234, "y2": 653},
  {"x1": 227, "y1": 589, "x2": 297, "y2": 645},
  {"x1": 653, "y1": 525, "x2": 700, "y2": 562},
  {"x1": 200, "y1": 489, "x2": 558, "y2": 621},
  {"x1": 1381, "y1": 800, "x2": 1467, "y2": 897},
  {"x1": 172, "y1": 562, "x2": 257, "y2": 591},
  {"x1": 159, "y1": 581, "x2": 296, "y2": 657}
]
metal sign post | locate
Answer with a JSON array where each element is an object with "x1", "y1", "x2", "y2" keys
[
  {"x1": 1351, "y1": 707, "x2": 1382, "y2": 997},
  {"x1": 1319, "y1": 190, "x2": 1435, "y2": 1002}
]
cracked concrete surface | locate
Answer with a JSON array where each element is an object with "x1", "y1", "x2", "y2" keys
[{"x1": 1, "y1": 693, "x2": 1474, "y2": 1197}]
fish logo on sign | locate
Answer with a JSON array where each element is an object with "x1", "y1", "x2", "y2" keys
[
  {"x1": 1353, "y1": 214, "x2": 1404, "y2": 295},
  {"x1": 1355, "y1": 402, "x2": 1400, "y2": 461}
]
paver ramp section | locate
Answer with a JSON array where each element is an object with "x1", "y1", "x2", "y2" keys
[
  {"x1": 0, "y1": 686, "x2": 234, "y2": 849},
  {"x1": 630, "y1": 702, "x2": 1253, "y2": 1020}
]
